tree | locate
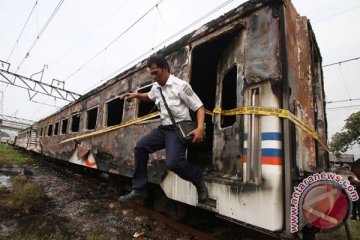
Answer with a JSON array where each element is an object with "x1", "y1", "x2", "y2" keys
[{"x1": 329, "y1": 111, "x2": 360, "y2": 157}]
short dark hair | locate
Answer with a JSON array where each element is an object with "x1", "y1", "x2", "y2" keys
[{"x1": 147, "y1": 54, "x2": 169, "y2": 71}]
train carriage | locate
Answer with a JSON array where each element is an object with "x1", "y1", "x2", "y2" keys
[{"x1": 32, "y1": 0, "x2": 328, "y2": 236}]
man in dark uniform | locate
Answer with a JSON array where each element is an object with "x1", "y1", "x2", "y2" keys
[
  {"x1": 352, "y1": 158, "x2": 360, "y2": 180},
  {"x1": 348, "y1": 176, "x2": 360, "y2": 220},
  {"x1": 119, "y1": 54, "x2": 208, "y2": 203}
]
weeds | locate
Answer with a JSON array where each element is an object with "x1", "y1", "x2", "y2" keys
[
  {"x1": 1, "y1": 175, "x2": 45, "y2": 213},
  {"x1": 86, "y1": 232, "x2": 106, "y2": 240},
  {"x1": 0, "y1": 144, "x2": 33, "y2": 167}
]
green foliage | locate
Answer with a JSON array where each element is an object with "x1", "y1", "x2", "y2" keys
[
  {"x1": 1, "y1": 177, "x2": 45, "y2": 213},
  {"x1": 329, "y1": 111, "x2": 360, "y2": 156},
  {"x1": 0, "y1": 144, "x2": 33, "y2": 166},
  {"x1": 86, "y1": 233, "x2": 106, "y2": 240}
]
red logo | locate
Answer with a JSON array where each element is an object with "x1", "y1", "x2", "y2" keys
[{"x1": 301, "y1": 183, "x2": 349, "y2": 230}]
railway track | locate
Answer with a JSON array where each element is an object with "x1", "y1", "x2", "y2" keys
[{"x1": 39, "y1": 156, "x2": 281, "y2": 240}]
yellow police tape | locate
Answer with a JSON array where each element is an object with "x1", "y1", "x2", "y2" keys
[
  {"x1": 60, "y1": 106, "x2": 329, "y2": 151},
  {"x1": 210, "y1": 106, "x2": 328, "y2": 151}
]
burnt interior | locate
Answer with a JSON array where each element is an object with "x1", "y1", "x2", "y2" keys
[
  {"x1": 61, "y1": 119, "x2": 68, "y2": 134},
  {"x1": 137, "y1": 85, "x2": 159, "y2": 118},
  {"x1": 86, "y1": 107, "x2": 98, "y2": 130},
  {"x1": 188, "y1": 29, "x2": 240, "y2": 169},
  {"x1": 106, "y1": 98, "x2": 124, "y2": 126},
  {"x1": 71, "y1": 114, "x2": 80, "y2": 132},
  {"x1": 54, "y1": 122, "x2": 59, "y2": 135},
  {"x1": 47, "y1": 124, "x2": 53, "y2": 136},
  {"x1": 221, "y1": 66, "x2": 237, "y2": 128}
]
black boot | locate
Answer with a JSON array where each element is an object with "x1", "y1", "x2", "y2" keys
[
  {"x1": 119, "y1": 189, "x2": 147, "y2": 203},
  {"x1": 196, "y1": 181, "x2": 208, "y2": 203}
]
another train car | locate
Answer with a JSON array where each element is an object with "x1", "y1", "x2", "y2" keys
[
  {"x1": 31, "y1": 0, "x2": 328, "y2": 237},
  {"x1": 16, "y1": 125, "x2": 38, "y2": 151}
]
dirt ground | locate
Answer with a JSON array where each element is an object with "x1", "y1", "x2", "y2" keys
[{"x1": 0, "y1": 160, "x2": 190, "y2": 240}]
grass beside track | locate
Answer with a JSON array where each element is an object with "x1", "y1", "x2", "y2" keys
[{"x1": 0, "y1": 144, "x2": 33, "y2": 166}]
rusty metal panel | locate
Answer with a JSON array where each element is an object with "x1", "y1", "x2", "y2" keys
[{"x1": 244, "y1": 7, "x2": 281, "y2": 84}]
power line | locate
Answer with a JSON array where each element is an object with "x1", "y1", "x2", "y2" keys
[
  {"x1": 323, "y1": 57, "x2": 360, "y2": 68},
  {"x1": 6, "y1": 0, "x2": 38, "y2": 62},
  {"x1": 327, "y1": 104, "x2": 360, "y2": 110},
  {"x1": 15, "y1": 0, "x2": 65, "y2": 73},
  {"x1": 313, "y1": 4, "x2": 360, "y2": 24},
  {"x1": 82, "y1": 0, "x2": 237, "y2": 94},
  {"x1": 326, "y1": 97, "x2": 360, "y2": 104},
  {"x1": 51, "y1": 0, "x2": 131, "y2": 67},
  {"x1": 63, "y1": 0, "x2": 165, "y2": 82},
  {"x1": 338, "y1": 63, "x2": 351, "y2": 100}
]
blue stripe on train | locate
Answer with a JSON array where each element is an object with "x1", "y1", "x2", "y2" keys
[
  {"x1": 243, "y1": 132, "x2": 282, "y2": 141},
  {"x1": 261, "y1": 132, "x2": 282, "y2": 141},
  {"x1": 262, "y1": 148, "x2": 282, "y2": 157}
]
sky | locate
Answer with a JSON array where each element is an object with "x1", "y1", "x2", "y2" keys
[{"x1": 0, "y1": 0, "x2": 360, "y2": 157}]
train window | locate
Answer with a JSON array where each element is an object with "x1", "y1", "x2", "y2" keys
[
  {"x1": 54, "y1": 122, "x2": 59, "y2": 136},
  {"x1": 221, "y1": 65, "x2": 237, "y2": 128},
  {"x1": 71, "y1": 114, "x2": 81, "y2": 132},
  {"x1": 47, "y1": 124, "x2": 53, "y2": 136},
  {"x1": 137, "y1": 84, "x2": 159, "y2": 118},
  {"x1": 61, "y1": 118, "x2": 68, "y2": 134},
  {"x1": 86, "y1": 107, "x2": 98, "y2": 130},
  {"x1": 106, "y1": 98, "x2": 124, "y2": 127}
]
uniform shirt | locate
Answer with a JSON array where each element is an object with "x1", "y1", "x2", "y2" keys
[{"x1": 148, "y1": 74, "x2": 203, "y2": 126}]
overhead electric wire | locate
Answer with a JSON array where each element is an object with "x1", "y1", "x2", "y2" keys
[
  {"x1": 323, "y1": 57, "x2": 360, "y2": 68},
  {"x1": 15, "y1": 0, "x2": 65, "y2": 73},
  {"x1": 313, "y1": 4, "x2": 360, "y2": 24},
  {"x1": 81, "y1": 0, "x2": 237, "y2": 94},
  {"x1": 327, "y1": 97, "x2": 360, "y2": 104},
  {"x1": 51, "y1": 0, "x2": 130, "y2": 67},
  {"x1": 6, "y1": 0, "x2": 38, "y2": 62},
  {"x1": 63, "y1": 0, "x2": 165, "y2": 82},
  {"x1": 327, "y1": 104, "x2": 360, "y2": 110},
  {"x1": 338, "y1": 63, "x2": 352, "y2": 101}
]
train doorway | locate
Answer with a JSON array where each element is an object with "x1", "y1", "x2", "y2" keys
[{"x1": 188, "y1": 28, "x2": 243, "y2": 171}]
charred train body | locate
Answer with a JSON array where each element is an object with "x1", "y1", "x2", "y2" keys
[{"x1": 16, "y1": 0, "x2": 328, "y2": 235}]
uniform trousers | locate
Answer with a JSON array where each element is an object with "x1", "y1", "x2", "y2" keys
[{"x1": 132, "y1": 125, "x2": 202, "y2": 189}]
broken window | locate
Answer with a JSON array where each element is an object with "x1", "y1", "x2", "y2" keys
[
  {"x1": 47, "y1": 124, "x2": 53, "y2": 136},
  {"x1": 71, "y1": 113, "x2": 80, "y2": 132},
  {"x1": 61, "y1": 118, "x2": 68, "y2": 134},
  {"x1": 86, "y1": 107, "x2": 98, "y2": 130},
  {"x1": 137, "y1": 84, "x2": 158, "y2": 118},
  {"x1": 39, "y1": 127, "x2": 43, "y2": 137},
  {"x1": 106, "y1": 98, "x2": 124, "y2": 127},
  {"x1": 221, "y1": 66, "x2": 237, "y2": 128},
  {"x1": 54, "y1": 122, "x2": 59, "y2": 136}
]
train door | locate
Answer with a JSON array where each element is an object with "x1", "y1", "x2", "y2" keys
[
  {"x1": 188, "y1": 27, "x2": 244, "y2": 176},
  {"x1": 213, "y1": 31, "x2": 244, "y2": 176}
]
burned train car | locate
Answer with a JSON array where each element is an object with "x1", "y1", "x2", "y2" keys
[
  {"x1": 16, "y1": 125, "x2": 38, "y2": 150},
  {"x1": 32, "y1": 0, "x2": 328, "y2": 235}
]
